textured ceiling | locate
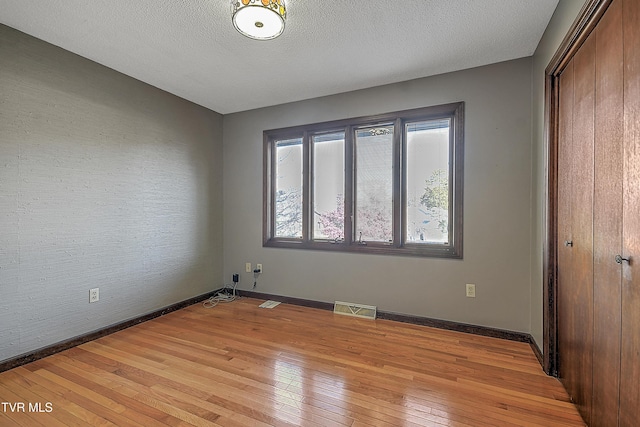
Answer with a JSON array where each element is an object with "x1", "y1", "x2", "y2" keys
[{"x1": 0, "y1": 0, "x2": 559, "y2": 114}]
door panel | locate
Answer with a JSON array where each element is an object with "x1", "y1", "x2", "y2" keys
[
  {"x1": 567, "y1": 31, "x2": 596, "y2": 425},
  {"x1": 620, "y1": 0, "x2": 640, "y2": 424},
  {"x1": 592, "y1": 1, "x2": 624, "y2": 425},
  {"x1": 557, "y1": 59, "x2": 576, "y2": 407}
]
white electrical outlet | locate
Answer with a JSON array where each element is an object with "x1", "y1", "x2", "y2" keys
[
  {"x1": 245, "y1": 262, "x2": 252, "y2": 273},
  {"x1": 256, "y1": 263, "x2": 263, "y2": 273},
  {"x1": 89, "y1": 288, "x2": 99, "y2": 303},
  {"x1": 466, "y1": 283, "x2": 476, "y2": 298}
]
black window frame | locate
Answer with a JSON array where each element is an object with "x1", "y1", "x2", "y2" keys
[{"x1": 263, "y1": 102, "x2": 464, "y2": 258}]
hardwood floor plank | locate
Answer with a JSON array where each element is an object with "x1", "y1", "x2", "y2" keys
[
  {"x1": 5, "y1": 368, "x2": 118, "y2": 426},
  {"x1": 0, "y1": 298, "x2": 584, "y2": 426},
  {"x1": 44, "y1": 356, "x2": 187, "y2": 426}
]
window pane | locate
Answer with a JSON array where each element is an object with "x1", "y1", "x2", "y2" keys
[
  {"x1": 275, "y1": 138, "x2": 303, "y2": 238},
  {"x1": 406, "y1": 119, "x2": 450, "y2": 244},
  {"x1": 355, "y1": 125, "x2": 394, "y2": 243},
  {"x1": 313, "y1": 132, "x2": 345, "y2": 240}
]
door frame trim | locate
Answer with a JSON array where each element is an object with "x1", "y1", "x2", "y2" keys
[{"x1": 543, "y1": 0, "x2": 613, "y2": 375}]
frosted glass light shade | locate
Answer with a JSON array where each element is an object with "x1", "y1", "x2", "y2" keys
[{"x1": 231, "y1": 0, "x2": 286, "y2": 40}]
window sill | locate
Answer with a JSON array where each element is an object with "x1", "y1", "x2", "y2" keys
[{"x1": 264, "y1": 239, "x2": 462, "y2": 259}]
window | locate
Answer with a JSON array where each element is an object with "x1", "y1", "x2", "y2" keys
[
  {"x1": 355, "y1": 124, "x2": 394, "y2": 243},
  {"x1": 274, "y1": 138, "x2": 303, "y2": 238},
  {"x1": 312, "y1": 132, "x2": 345, "y2": 240},
  {"x1": 263, "y1": 102, "x2": 464, "y2": 258}
]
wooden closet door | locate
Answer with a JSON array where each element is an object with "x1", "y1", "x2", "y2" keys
[
  {"x1": 592, "y1": 1, "x2": 624, "y2": 425},
  {"x1": 557, "y1": 30, "x2": 596, "y2": 424},
  {"x1": 570, "y1": 30, "x2": 596, "y2": 425},
  {"x1": 620, "y1": 0, "x2": 640, "y2": 424},
  {"x1": 553, "y1": 1, "x2": 640, "y2": 425},
  {"x1": 557, "y1": 58, "x2": 578, "y2": 415}
]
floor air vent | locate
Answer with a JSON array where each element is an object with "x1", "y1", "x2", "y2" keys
[{"x1": 333, "y1": 301, "x2": 377, "y2": 319}]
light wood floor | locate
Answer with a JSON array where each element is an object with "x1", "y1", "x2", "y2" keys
[{"x1": 0, "y1": 298, "x2": 584, "y2": 426}]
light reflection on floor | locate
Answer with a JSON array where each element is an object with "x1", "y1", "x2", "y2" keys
[{"x1": 272, "y1": 357, "x2": 350, "y2": 425}]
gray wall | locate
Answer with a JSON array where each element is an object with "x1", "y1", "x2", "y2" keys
[
  {"x1": 529, "y1": 0, "x2": 586, "y2": 349},
  {"x1": 223, "y1": 58, "x2": 535, "y2": 333},
  {"x1": 0, "y1": 25, "x2": 223, "y2": 362}
]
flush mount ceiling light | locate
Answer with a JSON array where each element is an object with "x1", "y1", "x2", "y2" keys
[{"x1": 231, "y1": 0, "x2": 286, "y2": 40}]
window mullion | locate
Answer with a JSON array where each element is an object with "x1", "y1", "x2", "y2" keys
[
  {"x1": 448, "y1": 121, "x2": 455, "y2": 247},
  {"x1": 302, "y1": 131, "x2": 311, "y2": 243},
  {"x1": 451, "y1": 107, "x2": 464, "y2": 253},
  {"x1": 344, "y1": 126, "x2": 354, "y2": 245},
  {"x1": 271, "y1": 139, "x2": 277, "y2": 240},
  {"x1": 264, "y1": 136, "x2": 274, "y2": 243},
  {"x1": 393, "y1": 118, "x2": 403, "y2": 248}
]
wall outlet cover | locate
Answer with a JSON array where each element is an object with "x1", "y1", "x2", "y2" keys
[
  {"x1": 465, "y1": 283, "x2": 476, "y2": 298},
  {"x1": 89, "y1": 288, "x2": 99, "y2": 303}
]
